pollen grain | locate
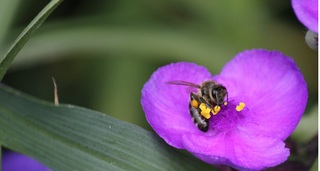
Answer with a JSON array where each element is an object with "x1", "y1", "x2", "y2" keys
[
  {"x1": 212, "y1": 105, "x2": 221, "y2": 115},
  {"x1": 199, "y1": 103, "x2": 211, "y2": 119},
  {"x1": 191, "y1": 99, "x2": 199, "y2": 108},
  {"x1": 236, "y1": 102, "x2": 246, "y2": 112}
]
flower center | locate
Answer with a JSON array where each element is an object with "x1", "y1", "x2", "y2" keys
[
  {"x1": 208, "y1": 101, "x2": 247, "y2": 133},
  {"x1": 197, "y1": 101, "x2": 246, "y2": 119}
]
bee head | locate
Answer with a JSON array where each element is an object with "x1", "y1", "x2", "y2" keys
[{"x1": 211, "y1": 86, "x2": 228, "y2": 106}]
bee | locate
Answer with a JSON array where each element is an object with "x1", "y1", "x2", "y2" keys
[{"x1": 167, "y1": 80, "x2": 228, "y2": 132}]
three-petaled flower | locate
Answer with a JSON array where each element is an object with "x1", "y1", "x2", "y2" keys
[{"x1": 141, "y1": 49, "x2": 308, "y2": 170}]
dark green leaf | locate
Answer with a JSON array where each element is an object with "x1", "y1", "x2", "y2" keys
[{"x1": 0, "y1": 84, "x2": 214, "y2": 170}]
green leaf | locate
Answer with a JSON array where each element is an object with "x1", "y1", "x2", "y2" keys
[
  {"x1": 0, "y1": 84, "x2": 214, "y2": 170},
  {"x1": 310, "y1": 158, "x2": 318, "y2": 171},
  {"x1": 292, "y1": 105, "x2": 318, "y2": 143},
  {"x1": 14, "y1": 27, "x2": 231, "y2": 71},
  {"x1": 0, "y1": 0, "x2": 62, "y2": 81}
]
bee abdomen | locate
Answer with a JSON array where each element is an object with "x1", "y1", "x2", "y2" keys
[{"x1": 189, "y1": 104, "x2": 209, "y2": 132}]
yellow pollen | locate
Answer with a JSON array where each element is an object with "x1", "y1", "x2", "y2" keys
[
  {"x1": 236, "y1": 102, "x2": 246, "y2": 112},
  {"x1": 191, "y1": 99, "x2": 199, "y2": 108},
  {"x1": 199, "y1": 103, "x2": 211, "y2": 119},
  {"x1": 224, "y1": 101, "x2": 228, "y2": 106},
  {"x1": 211, "y1": 105, "x2": 221, "y2": 115}
]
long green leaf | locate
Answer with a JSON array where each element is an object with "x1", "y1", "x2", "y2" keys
[
  {"x1": 0, "y1": 84, "x2": 214, "y2": 170},
  {"x1": 13, "y1": 27, "x2": 231, "y2": 71},
  {"x1": 0, "y1": 0, "x2": 62, "y2": 80}
]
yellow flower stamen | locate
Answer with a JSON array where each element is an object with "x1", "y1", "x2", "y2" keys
[
  {"x1": 236, "y1": 102, "x2": 246, "y2": 112},
  {"x1": 224, "y1": 101, "x2": 228, "y2": 106},
  {"x1": 211, "y1": 105, "x2": 221, "y2": 115},
  {"x1": 199, "y1": 103, "x2": 211, "y2": 119}
]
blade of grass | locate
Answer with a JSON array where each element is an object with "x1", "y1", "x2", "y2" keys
[{"x1": 0, "y1": 0, "x2": 62, "y2": 81}]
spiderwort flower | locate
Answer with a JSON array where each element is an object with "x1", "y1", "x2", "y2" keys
[
  {"x1": 292, "y1": 0, "x2": 318, "y2": 49},
  {"x1": 141, "y1": 49, "x2": 308, "y2": 170},
  {"x1": 2, "y1": 149, "x2": 50, "y2": 171},
  {"x1": 292, "y1": 0, "x2": 318, "y2": 33}
]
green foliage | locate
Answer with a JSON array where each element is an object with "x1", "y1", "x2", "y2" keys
[{"x1": 0, "y1": 84, "x2": 214, "y2": 170}]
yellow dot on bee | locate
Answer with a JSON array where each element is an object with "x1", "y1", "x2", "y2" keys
[
  {"x1": 199, "y1": 103, "x2": 211, "y2": 119},
  {"x1": 211, "y1": 105, "x2": 221, "y2": 115},
  {"x1": 191, "y1": 99, "x2": 199, "y2": 108},
  {"x1": 236, "y1": 102, "x2": 246, "y2": 112}
]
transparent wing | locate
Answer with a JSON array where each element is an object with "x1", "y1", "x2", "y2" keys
[{"x1": 166, "y1": 80, "x2": 200, "y2": 88}]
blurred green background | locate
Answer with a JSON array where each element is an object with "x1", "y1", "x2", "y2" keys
[{"x1": 0, "y1": 0, "x2": 317, "y2": 133}]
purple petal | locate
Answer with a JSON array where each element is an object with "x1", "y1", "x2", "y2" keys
[
  {"x1": 2, "y1": 149, "x2": 51, "y2": 171},
  {"x1": 214, "y1": 49, "x2": 308, "y2": 140},
  {"x1": 141, "y1": 62, "x2": 212, "y2": 148},
  {"x1": 183, "y1": 131, "x2": 289, "y2": 170},
  {"x1": 292, "y1": 0, "x2": 318, "y2": 32}
]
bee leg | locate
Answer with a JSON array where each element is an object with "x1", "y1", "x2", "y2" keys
[
  {"x1": 199, "y1": 97, "x2": 213, "y2": 109},
  {"x1": 199, "y1": 96, "x2": 206, "y2": 103},
  {"x1": 215, "y1": 91, "x2": 222, "y2": 105}
]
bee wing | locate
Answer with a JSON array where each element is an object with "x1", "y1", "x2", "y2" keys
[{"x1": 166, "y1": 80, "x2": 200, "y2": 88}]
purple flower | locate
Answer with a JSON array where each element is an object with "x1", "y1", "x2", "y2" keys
[
  {"x1": 2, "y1": 149, "x2": 50, "y2": 171},
  {"x1": 141, "y1": 49, "x2": 308, "y2": 170},
  {"x1": 292, "y1": 0, "x2": 318, "y2": 33}
]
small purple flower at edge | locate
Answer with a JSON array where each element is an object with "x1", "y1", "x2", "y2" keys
[
  {"x1": 2, "y1": 149, "x2": 51, "y2": 171},
  {"x1": 141, "y1": 49, "x2": 308, "y2": 170},
  {"x1": 292, "y1": 0, "x2": 318, "y2": 49},
  {"x1": 292, "y1": 0, "x2": 318, "y2": 33}
]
